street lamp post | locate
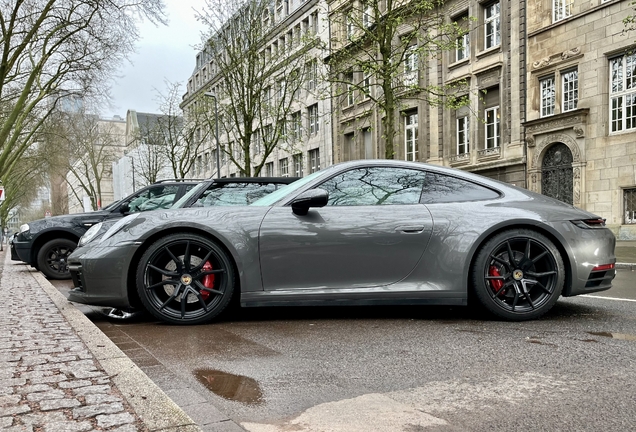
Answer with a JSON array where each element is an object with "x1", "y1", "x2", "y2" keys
[{"x1": 204, "y1": 92, "x2": 221, "y2": 179}]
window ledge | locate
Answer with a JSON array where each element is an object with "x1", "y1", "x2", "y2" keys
[
  {"x1": 476, "y1": 46, "x2": 501, "y2": 59},
  {"x1": 449, "y1": 58, "x2": 470, "y2": 70}
]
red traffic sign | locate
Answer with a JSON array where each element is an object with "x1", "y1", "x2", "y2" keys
[{"x1": 0, "y1": 186, "x2": 4, "y2": 201}]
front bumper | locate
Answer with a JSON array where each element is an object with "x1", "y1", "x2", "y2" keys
[
  {"x1": 67, "y1": 243, "x2": 139, "y2": 309},
  {"x1": 12, "y1": 238, "x2": 33, "y2": 264}
]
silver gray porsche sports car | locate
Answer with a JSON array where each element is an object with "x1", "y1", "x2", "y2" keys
[{"x1": 67, "y1": 160, "x2": 616, "y2": 324}]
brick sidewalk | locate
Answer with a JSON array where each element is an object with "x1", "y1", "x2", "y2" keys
[{"x1": 0, "y1": 250, "x2": 144, "y2": 431}]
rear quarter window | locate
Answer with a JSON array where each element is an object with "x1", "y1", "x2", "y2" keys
[{"x1": 420, "y1": 173, "x2": 501, "y2": 203}]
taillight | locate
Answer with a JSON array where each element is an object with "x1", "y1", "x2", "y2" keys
[
  {"x1": 591, "y1": 263, "x2": 615, "y2": 272},
  {"x1": 571, "y1": 219, "x2": 606, "y2": 229}
]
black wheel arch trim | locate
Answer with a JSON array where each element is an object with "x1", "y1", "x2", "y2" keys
[{"x1": 30, "y1": 228, "x2": 81, "y2": 263}]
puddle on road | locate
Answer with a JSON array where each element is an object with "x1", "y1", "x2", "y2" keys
[
  {"x1": 587, "y1": 331, "x2": 636, "y2": 342},
  {"x1": 194, "y1": 369, "x2": 263, "y2": 405}
]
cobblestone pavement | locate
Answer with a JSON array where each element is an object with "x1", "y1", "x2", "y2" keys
[{"x1": 0, "y1": 251, "x2": 144, "y2": 431}]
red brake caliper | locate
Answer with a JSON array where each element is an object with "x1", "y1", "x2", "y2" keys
[
  {"x1": 200, "y1": 261, "x2": 215, "y2": 300},
  {"x1": 489, "y1": 265, "x2": 504, "y2": 294}
]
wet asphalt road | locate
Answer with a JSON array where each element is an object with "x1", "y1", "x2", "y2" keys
[{"x1": 52, "y1": 269, "x2": 636, "y2": 431}]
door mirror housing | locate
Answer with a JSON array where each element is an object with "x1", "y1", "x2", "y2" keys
[
  {"x1": 290, "y1": 188, "x2": 329, "y2": 216},
  {"x1": 119, "y1": 202, "x2": 130, "y2": 214}
]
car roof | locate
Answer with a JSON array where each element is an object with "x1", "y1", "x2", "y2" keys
[{"x1": 209, "y1": 177, "x2": 300, "y2": 185}]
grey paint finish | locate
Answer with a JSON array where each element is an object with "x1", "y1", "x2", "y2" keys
[{"x1": 67, "y1": 160, "x2": 616, "y2": 319}]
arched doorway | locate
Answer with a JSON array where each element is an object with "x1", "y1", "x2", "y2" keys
[{"x1": 541, "y1": 143, "x2": 573, "y2": 204}]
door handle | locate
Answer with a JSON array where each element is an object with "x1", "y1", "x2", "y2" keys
[{"x1": 395, "y1": 226, "x2": 425, "y2": 234}]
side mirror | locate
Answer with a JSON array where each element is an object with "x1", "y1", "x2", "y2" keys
[
  {"x1": 119, "y1": 202, "x2": 130, "y2": 214},
  {"x1": 290, "y1": 188, "x2": 329, "y2": 216}
]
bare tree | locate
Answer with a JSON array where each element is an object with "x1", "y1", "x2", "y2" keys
[
  {"x1": 196, "y1": 0, "x2": 319, "y2": 176},
  {"x1": 156, "y1": 83, "x2": 207, "y2": 179},
  {"x1": 44, "y1": 113, "x2": 124, "y2": 211},
  {"x1": 0, "y1": 150, "x2": 46, "y2": 227},
  {"x1": 326, "y1": 0, "x2": 469, "y2": 159},
  {"x1": 0, "y1": 0, "x2": 165, "y2": 185}
]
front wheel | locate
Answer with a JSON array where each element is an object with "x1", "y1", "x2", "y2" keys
[
  {"x1": 136, "y1": 233, "x2": 235, "y2": 325},
  {"x1": 37, "y1": 239, "x2": 77, "y2": 279},
  {"x1": 471, "y1": 229, "x2": 565, "y2": 321}
]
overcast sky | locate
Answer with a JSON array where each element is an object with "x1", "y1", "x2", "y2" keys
[{"x1": 105, "y1": 1, "x2": 207, "y2": 119}]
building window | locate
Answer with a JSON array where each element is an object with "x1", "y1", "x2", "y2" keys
[
  {"x1": 293, "y1": 153, "x2": 303, "y2": 177},
  {"x1": 306, "y1": 59, "x2": 317, "y2": 91},
  {"x1": 279, "y1": 158, "x2": 289, "y2": 177},
  {"x1": 562, "y1": 69, "x2": 578, "y2": 112},
  {"x1": 457, "y1": 116, "x2": 469, "y2": 155},
  {"x1": 610, "y1": 53, "x2": 636, "y2": 133},
  {"x1": 540, "y1": 77, "x2": 555, "y2": 117},
  {"x1": 308, "y1": 148, "x2": 320, "y2": 173},
  {"x1": 625, "y1": 188, "x2": 636, "y2": 224},
  {"x1": 404, "y1": 111, "x2": 418, "y2": 161},
  {"x1": 345, "y1": 11, "x2": 355, "y2": 40},
  {"x1": 403, "y1": 46, "x2": 418, "y2": 86},
  {"x1": 362, "y1": 73, "x2": 371, "y2": 99},
  {"x1": 484, "y1": 2, "x2": 501, "y2": 50},
  {"x1": 344, "y1": 71, "x2": 355, "y2": 107},
  {"x1": 265, "y1": 161, "x2": 274, "y2": 177},
  {"x1": 291, "y1": 111, "x2": 302, "y2": 139},
  {"x1": 485, "y1": 106, "x2": 500, "y2": 148},
  {"x1": 362, "y1": 2, "x2": 374, "y2": 28},
  {"x1": 455, "y1": 14, "x2": 470, "y2": 62},
  {"x1": 553, "y1": 0, "x2": 573, "y2": 23},
  {"x1": 308, "y1": 103, "x2": 319, "y2": 135}
]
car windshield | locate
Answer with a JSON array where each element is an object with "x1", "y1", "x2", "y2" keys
[
  {"x1": 171, "y1": 181, "x2": 209, "y2": 208},
  {"x1": 193, "y1": 182, "x2": 285, "y2": 206},
  {"x1": 102, "y1": 199, "x2": 123, "y2": 211},
  {"x1": 251, "y1": 170, "x2": 326, "y2": 206}
]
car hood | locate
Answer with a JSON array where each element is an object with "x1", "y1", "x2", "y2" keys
[{"x1": 26, "y1": 210, "x2": 112, "y2": 233}]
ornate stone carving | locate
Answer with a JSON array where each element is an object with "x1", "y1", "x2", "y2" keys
[
  {"x1": 531, "y1": 173, "x2": 537, "y2": 184},
  {"x1": 574, "y1": 180, "x2": 580, "y2": 205},
  {"x1": 527, "y1": 136, "x2": 535, "y2": 147},
  {"x1": 478, "y1": 147, "x2": 501, "y2": 158},
  {"x1": 532, "y1": 57, "x2": 551, "y2": 69},
  {"x1": 574, "y1": 167, "x2": 580, "y2": 179},
  {"x1": 531, "y1": 133, "x2": 582, "y2": 168},
  {"x1": 526, "y1": 116, "x2": 583, "y2": 134},
  {"x1": 562, "y1": 47, "x2": 581, "y2": 60},
  {"x1": 573, "y1": 127, "x2": 584, "y2": 138},
  {"x1": 450, "y1": 152, "x2": 470, "y2": 164}
]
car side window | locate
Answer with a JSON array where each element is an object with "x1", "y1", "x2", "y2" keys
[
  {"x1": 128, "y1": 185, "x2": 180, "y2": 213},
  {"x1": 195, "y1": 183, "x2": 278, "y2": 206},
  {"x1": 420, "y1": 173, "x2": 500, "y2": 203},
  {"x1": 318, "y1": 167, "x2": 427, "y2": 206}
]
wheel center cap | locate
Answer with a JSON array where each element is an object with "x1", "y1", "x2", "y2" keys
[
  {"x1": 181, "y1": 274, "x2": 193, "y2": 285},
  {"x1": 513, "y1": 269, "x2": 524, "y2": 281}
]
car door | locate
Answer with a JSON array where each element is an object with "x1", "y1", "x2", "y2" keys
[{"x1": 259, "y1": 166, "x2": 434, "y2": 291}]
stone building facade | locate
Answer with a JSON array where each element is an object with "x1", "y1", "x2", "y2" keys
[
  {"x1": 525, "y1": 0, "x2": 636, "y2": 238},
  {"x1": 327, "y1": 0, "x2": 527, "y2": 186},
  {"x1": 181, "y1": 0, "x2": 332, "y2": 179}
]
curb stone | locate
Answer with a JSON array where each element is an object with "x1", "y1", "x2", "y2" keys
[{"x1": 2, "y1": 250, "x2": 201, "y2": 431}]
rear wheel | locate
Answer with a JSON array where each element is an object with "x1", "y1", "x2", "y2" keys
[
  {"x1": 37, "y1": 239, "x2": 77, "y2": 279},
  {"x1": 471, "y1": 229, "x2": 564, "y2": 321},
  {"x1": 136, "y1": 233, "x2": 235, "y2": 325}
]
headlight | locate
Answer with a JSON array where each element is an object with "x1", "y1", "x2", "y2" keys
[
  {"x1": 78, "y1": 222, "x2": 103, "y2": 247},
  {"x1": 19, "y1": 224, "x2": 30, "y2": 233},
  {"x1": 100, "y1": 213, "x2": 141, "y2": 243}
]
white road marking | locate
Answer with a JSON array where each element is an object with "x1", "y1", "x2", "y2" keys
[{"x1": 580, "y1": 295, "x2": 636, "y2": 302}]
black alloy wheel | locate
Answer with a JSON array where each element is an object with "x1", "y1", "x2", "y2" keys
[
  {"x1": 36, "y1": 239, "x2": 77, "y2": 280},
  {"x1": 472, "y1": 229, "x2": 565, "y2": 321},
  {"x1": 136, "y1": 233, "x2": 235, "y2": 325}
]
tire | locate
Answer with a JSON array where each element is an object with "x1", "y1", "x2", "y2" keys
[
  {"x1": 471, "y1": 229, "x2": 565, "y2": 321},
  {"x1": 37, "y1": 239, "x2": 77, "y2": 280},
  {"x1": 136, "y1": 233, "x2": 235, "y2": 325}
]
